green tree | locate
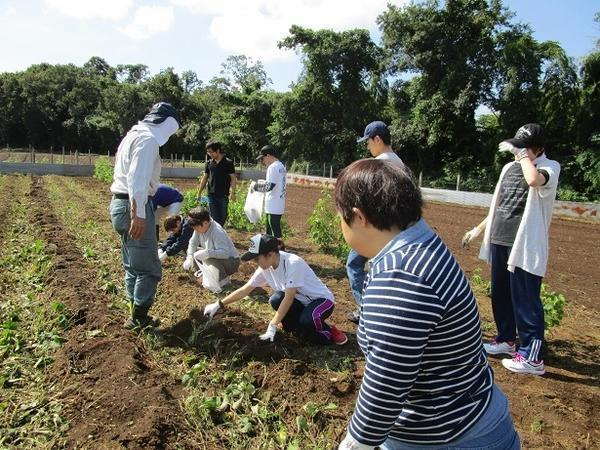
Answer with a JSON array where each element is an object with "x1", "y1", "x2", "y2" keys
[
  {"x1": 380, "y1": 0, "x2": 510, "y2": 174},
  {"x1": 272, "y1": 26, "x2": 384, "y2": 167}
]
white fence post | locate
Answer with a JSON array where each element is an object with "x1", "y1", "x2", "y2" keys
[
  {"x1": 456, "y1": 174, "x2": 461, "y2": 191},
  {"x1": 418, "y1": 171, "x2": 423, "y2": 187},
  {"x1": 329, "y1": 165, "x2": 333, "y2": 178}
]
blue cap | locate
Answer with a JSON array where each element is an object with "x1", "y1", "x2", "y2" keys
[
  {"x1": 142, "y1": 102, "x2": 182, "y2": 127},
  {"x1": 357, "y1": 121, "x2": 389, "y2": 143}
]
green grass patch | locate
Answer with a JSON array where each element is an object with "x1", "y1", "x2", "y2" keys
[{"x1": 0, "y1": 176, "x2": 71, "y2": 448}]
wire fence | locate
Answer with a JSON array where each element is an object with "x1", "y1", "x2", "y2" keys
[
  {"x1": 0, "y1": 147, "x2": 503, "y2": 194},
  {"x1": 2, "y1": 147, "x2": 597, "y2": 199}
]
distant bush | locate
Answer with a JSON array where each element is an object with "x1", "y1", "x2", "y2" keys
[
  {"x1": 180, "y1": 189, "x2": 205, "y2": 216},
  {"x1": 228, "y1": 183, "x2": 260, "y2": 232},
  {"x1": 93, "y1": 157, "x2": 113, "y2": 183},
  {"x1": 308, "y1": 190, "x2": 349, "y2": 261}
]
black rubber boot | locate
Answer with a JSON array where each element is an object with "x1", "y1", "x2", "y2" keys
[{"x1": 124, "y1": 305, "x2": 160, "y2": 330}]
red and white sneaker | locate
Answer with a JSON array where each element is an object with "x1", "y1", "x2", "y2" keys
[
  {"x1": 330, "y1": 325, "x2": 348, "y2": 345},
  {"x1": 502, "y1": 353, "x2": 545, "y2": 375},
  {"x1": 483, "y1": 339, "x2": 516, "y2": 356}
]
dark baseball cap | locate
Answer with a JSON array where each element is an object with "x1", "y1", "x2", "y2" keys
[
  {"x1": 256, "y1": 144, "x2": 279, "y2": 161},
  {"x1": 357, "y1": 121, "x2": 389, "y2": 143},
  {"x1": 504, "y1": 123, "x2": 545, "y2": 148},
  {"x1": 241, "y1": 234, "x2": 280, "y2": 261},
  {"x1": 142, "y1": 102, "x2": 183, "y2": 127}
]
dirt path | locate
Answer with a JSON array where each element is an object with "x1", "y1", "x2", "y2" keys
[{"x1": 28, "y1": 177, "x2": 192, "y2": 449}]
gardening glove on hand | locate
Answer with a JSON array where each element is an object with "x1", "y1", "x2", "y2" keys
[
  {"x1": 258, "y1": 323, "x2": 277, "y2": 342},
  {"x1": 462, "y1": 226, "x2": 482, "y2": 247},
  {"x1": 498, "y1": 141, "x2": 528, "y2": 159},
  {"x1": 194, "y1": 248, "x2": 210, "y2": 262},
  {"x1": 183, "y1": 257, "x2": 194, "y2": 271},
  {"x1": 338, "y1": 433, "x2": 375, "y2": 450},
  {"x1": 204, "y1": 301, "x2": 221, "y2": 319},
  {"x1": 158, "y1": 249, "x2": 168, "y2": 263}
]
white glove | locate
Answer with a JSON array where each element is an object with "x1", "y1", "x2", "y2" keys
[
  {"x1": 183, "y1": 257, "x2": 194, "y2": 271},
  {"x1": 498, "y1": 141, "x2": 527, "y2": 159},
  {"x1": 194, "y1": 249, "x2": 210, "y2": 262},
  {"x1": 258, "y1": 323, "x2": 277, "y2": 342},
  {"x1": 204, "y1": 301, "x2": 222, "y2": 319},
  {"x1": 462, "y1": 226, "x2": 482, "y2": 247},
  {"x1": 158, "y1": 249, "x2": 168, "y2": 263},
  {"x1": 338, "y1": 433, "x2": 375, "y2": 450}
]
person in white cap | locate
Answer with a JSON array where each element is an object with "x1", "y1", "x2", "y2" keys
[
  {"x1": 203, "y1": 234, "x2": 348, "y2": 345},
  {"x1": 109, "y1": 102, "x2": 182, "y2": 330}
]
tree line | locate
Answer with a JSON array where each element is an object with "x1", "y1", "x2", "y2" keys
[{"x1": 1, "y1": 0, "x2": 598, "y2": 200}]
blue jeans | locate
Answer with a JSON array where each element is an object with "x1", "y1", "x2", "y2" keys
[
  {"x1": 208, "y1": 195, "x2": 229, "y2": 226},
  {"x1": 381, "y1": 384, "x2": 520, "y2": 449},
  {"x1": 491, "y1": 244, "x2": 544, "y2": 361},
  {"x1": 269, "y1": 291, "x2": 334, "y2": 344},
  {"x1": 346, "y1": 249, "x2": 368, "y2": 306},
  {"x1": 110, "y1": 198, "x2": 162, "y2": 308}
]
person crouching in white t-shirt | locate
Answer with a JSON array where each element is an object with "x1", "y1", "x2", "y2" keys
[{"x1": 203, "y1": 234, "x2": 348, "y2": 345}]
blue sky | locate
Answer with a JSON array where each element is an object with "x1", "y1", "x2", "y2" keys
[{"x1": 0, "y1": 0, "x2": 597, "y2": 92}]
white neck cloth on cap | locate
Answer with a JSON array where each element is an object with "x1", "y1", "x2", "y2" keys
[{"x1": 132, "y1": 116, "x2": 179, "y2": 146}]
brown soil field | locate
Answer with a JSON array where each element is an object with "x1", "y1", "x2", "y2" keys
[{"x1": 1, "y1": 176, "x2": 598, "y2": 449}]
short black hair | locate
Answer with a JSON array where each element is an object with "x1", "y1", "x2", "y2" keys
[
  {"x1": 206, "y1": 141, "x2": 222, "y2": 153},
  {"x1": 335, "y1": 159, "x2": 422, "y2": 231},
  {"x1": 376, "y1": 129, "x2": 391, "y2": 145},
  {"x1": 164, "y1": 215, "x2": 182, "y2": 232},
  {"x1": 187, "y1": 207, "x2": 211, "y2": 226}
]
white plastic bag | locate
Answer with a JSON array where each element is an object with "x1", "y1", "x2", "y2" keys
[
  {"x1": 244, "y1": 180, "x2": 265, "y2": 224},
  {"x1": 201, "y1": 264, "x2": 222, "y2": 294}
]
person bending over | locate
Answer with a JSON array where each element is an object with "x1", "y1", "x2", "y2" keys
[{"x1": 203, "y1": 234, "x2": 348, "y2": 346}]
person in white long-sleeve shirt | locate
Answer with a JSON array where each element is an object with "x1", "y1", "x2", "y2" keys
[
  {"x1": 183, "y1": 207, "x2": 240, "y2": 290},
  {"x1": 109, "y1": 102, "x2": 182, "y2": 330}
]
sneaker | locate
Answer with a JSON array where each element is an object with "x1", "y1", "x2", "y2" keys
[
  {"x1": 330, "y1": 325, "x2": 348, "y2": 345},
  {"x1": 483, "y1": 339, "x2": 516, "y2": 356},
  {"x1": 502, "y1": 353, "x2": 545, "y2": 375},
  {"x1": 347, "y1": 309, "x2": 360, "y2": 324}
]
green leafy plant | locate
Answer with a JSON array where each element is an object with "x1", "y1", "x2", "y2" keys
[
  {"x1": 93, "y1": 156, "x2": 113, "y2": 183},
  {"x1": 181, "y1": 189, "x2": 202, "y2": 216},
  {"x1": 470, "y1": 268, "x2": 491, "y2": 296},
  {"x1": 541, "y1": 283, "x2": 566, "y2": 330},
  {"x1": 308, "y1": 190, "x2": 349, "y2": 261}
]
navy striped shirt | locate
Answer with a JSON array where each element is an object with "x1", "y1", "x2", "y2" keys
[{"x1": 349, "y1": 219, "x2": 493, "y2": 446}]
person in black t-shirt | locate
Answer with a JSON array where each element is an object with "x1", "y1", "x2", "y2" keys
[{"x1": 196, "y1": 141, "x2": 237, "y2": 226}]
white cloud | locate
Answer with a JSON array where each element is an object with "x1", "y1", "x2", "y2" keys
[
  {"x1": 45, "y1": 0, "x2": 133, "y2": 21},
  {"x1": 119, "y1": 6, "x2": 175, "y2": 40},
  {"x1": 171, "y1": 0, "x2": 409, "y2": 61}
]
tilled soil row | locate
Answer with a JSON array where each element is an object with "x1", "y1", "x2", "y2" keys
[{"x1": 28, "y1": 177, "x2": 192, "y2": 449}]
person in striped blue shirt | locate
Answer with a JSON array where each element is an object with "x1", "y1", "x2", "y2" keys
[{"x1": 334, "y1": 159, "x2": 519, "y2": 450}]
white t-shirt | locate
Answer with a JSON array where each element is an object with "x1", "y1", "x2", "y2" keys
[
  {"x1": 376, "y1": 151, "x2": 404, "y2": 167},
  {"x1": 265, "y1": 160, "x2": 287, "y2": 215},
  {"x1": 248, "y1": 251, "x2": 333, "y2": 306}
]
